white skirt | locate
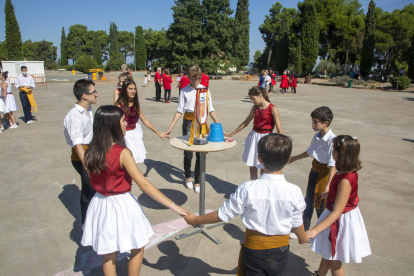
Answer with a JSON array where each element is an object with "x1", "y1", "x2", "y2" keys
[
  {"x1": 144, "y1": 77, "x2": 148, "y2": 84},
  {"x1": 5, "y1": 94, "x2": 18, "y2": 112},
  {"x1": 0, "y1": 98, "x2": 9, "y2": 114},
  {"x1": 81, "y1": 192, "x2": 154, "y2": 255},
  {"x1": 310, "y1": 207, "x2": 371, "y2": 263},
  {"x1": 125, "y1": 122, "x2": 147, "y2": 163},
  {"x1": 242, "y1": 129, "x2": 270, "y2": 169}
]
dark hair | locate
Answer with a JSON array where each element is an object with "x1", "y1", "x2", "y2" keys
[
  {"x1": 311, "y1": 106, "x2": 333, "y2": 126},
  {"x1": 2, "y1": 71, "x2": 8, "y2": 79},
  {"x1": 73, "y1": 79, "x2": 95, "y2": 101},
  {"x1": 21, "y1": 66, "x2": 27, "y2": 70},
  {"x1": 257, "y1": 133, "x2": 292, "y2": 172},
  {"x1": 115, "y1": 79, "x2": 140, "y2": 117},
  {"x1": 118, "y1": 72, "x2": 129, "y2": 87},
  {"x1": 249, "y1": 86, "x2": 270, "y2": 103},
  {"x1": 84, "y1": 105, "x2": 127, "y2": 174},
  {"x1": 332, "y1": 135, "x2": 361, "y2": 173},
  {"x1": 163, "y1": 68, "x2": 170, "y2": 75}
]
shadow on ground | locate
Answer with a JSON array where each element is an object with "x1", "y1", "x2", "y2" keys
[{"x1": 402, "y1": 97, "x2": 414, "y2": 101}]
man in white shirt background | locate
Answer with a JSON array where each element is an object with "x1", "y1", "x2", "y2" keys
[{"x1": 15, "y1": 66, "x2": 35, "y2": 124}]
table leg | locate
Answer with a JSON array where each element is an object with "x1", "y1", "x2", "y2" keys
[{"x1": 175, "y1": 152, "x2": 223, "y2": 244}]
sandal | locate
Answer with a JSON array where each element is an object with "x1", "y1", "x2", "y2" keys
[{"x1": 312, "y1": 271, "x2": 320, "y2": 276}]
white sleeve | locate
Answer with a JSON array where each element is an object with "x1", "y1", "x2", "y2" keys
[
  {"x1": 208, "y1": 89, "x2": 215, "y2": 113},
  {"x1": 15, "y1": 77, "x2": 20, "y2": 88},
  {"x1": 306, "y1": 136, "x2": 315, "y2": 157},
  {"x1": 291, "y1": 187, "x2": 306, "y2": 228},
  {"x1": 327, "y1": 139, "x2": 336, "y2": 167},
  {"x1": 218, "y1": 183, "x2": 247, "y2": 222},
  {"x1": 69, "y1": 115, "x2": 85, "y2": 146},
  {"x1": 30, "y1": 76, "x2": 35, "y2": 89},
  {"x1": 176, "y1": 90, "x2": 185, "y2": 113}
]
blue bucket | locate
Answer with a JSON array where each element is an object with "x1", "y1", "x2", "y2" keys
[
  {"x1": 88, "y1": 72, "x2": 92, "y2": 80},
  {"x1": 208, "y1": 123, "x2": 225, "y2": 142}
]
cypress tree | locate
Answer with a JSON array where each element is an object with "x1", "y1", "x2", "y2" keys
[
  {"x1": 135, "y1": 26, "x2": 147, "y2": 70},
  {"x1": 61, "y1": 27, "x2": 68, "y2": 66},
  {"x1": 109, "y1": 22, "x2": 121, "y2": 60},
  {"x1": 300, "y1": 0, "x2": 318, "y2": 75},
  {"x1": 201, "y1": 0, "x2": 234, "y2": 73},
  {"x1": 92, "y1": 32, "x2": 102, "y2": 65},
  {"x1": 5, "y1": 0, "x2": 23, "y2": 60},
  {"x1": 408, "y1": 34, "x2": 414, "y2": 80},
  {"x1": 166, "y1": 0, "x2": 203, "y2": 71},
  {"x1": 233, "y1": 0, "x2": 250, "y2": 71},
  {"x1": 360, "y1": 0, "x2": 376, "y2": 77},
  {"x1": 274, "y1": 14, "x2": 289, "y2": 73}
]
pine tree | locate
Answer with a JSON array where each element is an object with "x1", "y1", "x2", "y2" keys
[
  {"x1": 109, "y1": 22, "x2": 121, "y2": 61},
  {"x1": 134, "y1": 26, "x2": 147, "y2": 70},
  {"x1": 408, "y1": 33, "x2": 414, "y2": 80},
  {"x1": 360, "y1": 0, "x2": 376, "y2": 77},
  {"x1": 5, "y1": 0, "x2": 23, "y2": 60},
  {"x1": 274, "y1": 14, "x2": 289, "y2": 73},
  {"x1": 201, "y1": 0, "x2": 234, "y2": 73},
  {"x1": 166, "y1": 0, "x2": 203, "y2": 71},
  {"x1": 300, "y1": 0, "x2": 318, "y2": 75},
  {"x1": 92, "y1": 32, "x2": 102, "y2": 65},
  {"x1": 61, "y1": 27, "x2": 68, "y2": 66},
  {"x1": 75, "y1": 37, "x2": 82, "y2": 64},
  {"x1": 233, "y1": 0, "x2": 250, "y2": 71}
]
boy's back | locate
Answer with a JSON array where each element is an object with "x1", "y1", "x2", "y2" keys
[{"x1": 218, "y1": 173, "x2": 306, "y2": 236}]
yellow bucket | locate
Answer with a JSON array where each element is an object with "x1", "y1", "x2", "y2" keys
[
  {"x1": 92, "y1": 73, "x2": 97, "y2": 80},
  {"x1": 72, "y1": 70, "x2": 75, "y2": 75}
]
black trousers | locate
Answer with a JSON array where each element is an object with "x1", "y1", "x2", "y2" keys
[
  {"x1": 241, "y1": 245, "x2": 289, "y2": 276},
  {"x1": 164, "y1": 89, "x2": 171, "y2": 102},
  {"x1": 71, "y1": 160, "x2": 96, "y2": 224},
  {"x1": 19, "y1": 91, "x2": 33, "y2": 122},
  {"x1": 178, "y1": 87, "x2": 181, "y2": 98},
  {"x1": 268, "y1": 84, "x2": 273, "y2": 92},
  {"x1": 155, "y1": 82, "x2": 161, "y2": 101},
  {"x1": 182, "y1": 120, "x2": 200, "y2": 183},
  {"x1": 303, "y1": 169, "x2": 325, "y2": 231}
]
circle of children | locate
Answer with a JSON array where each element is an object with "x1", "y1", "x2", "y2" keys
[
  {"x1": 63, "y1": 65, "x2": 370, "y2": 276},
  {"x1": 258, "y1": 69, "x2": 298, "y2": 94},
  {"x1": 0, "y1": 66, "x2": 37, "y2": 132}
]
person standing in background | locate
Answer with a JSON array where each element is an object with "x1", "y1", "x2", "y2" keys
[
  {"x1": 154, "y1": 67, "x2": 162, "y2": 102},
  {"x1": 15, "y1": 66, "x2": 35, "y2": 124}
]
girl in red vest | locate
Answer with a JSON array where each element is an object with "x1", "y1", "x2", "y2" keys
[
  {"x1": 81, "y1": 105, "x2": 187, "y2": 276},
  {"x1": 279, "y1": 71, "x2": 289, "y2": 93},
  {"x1": 307, "y1": 136, "x2": 371, "y2": 276},
  {"x1": 225, "y1": 86, "x2": 283, "y2": 180},
  {"x1": 162, "y1": 69, "x2": 173, "y2": 103}
]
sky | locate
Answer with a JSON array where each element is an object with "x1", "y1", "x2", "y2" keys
[{"x1": 0, "y1": 0, "x2": 412, "y2": 64}]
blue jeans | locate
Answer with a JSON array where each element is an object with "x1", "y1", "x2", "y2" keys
[
  {"x1": 241, "y1": 245, "x2": 289, "y2": 276},
  {"x1": 303, "y1": 169, "x2": 325, "y2": 231},
  {"x1": 19, "y1": 91, "x2": 33, "y2": 122}
]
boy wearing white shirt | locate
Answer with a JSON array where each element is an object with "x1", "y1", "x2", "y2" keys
[
  {"x1": 63, "y1": 79, "x2": 98, "y2": 224},
  {"x1": 184, "y1": 134, "x2": 308, "y2": 275},
  {"x1": 15, "y1": 66, "x2": 35, "y2": 124},
  {"x1": 289, "y1": 106, "x2": 336, "y2": 233}
]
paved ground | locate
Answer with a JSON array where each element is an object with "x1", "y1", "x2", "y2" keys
[{"x1": 1, "y1": 75, "x2": 413, "y2": 276}]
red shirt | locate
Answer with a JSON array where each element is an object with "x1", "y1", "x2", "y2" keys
[
  {"x1": 253, "y1": 103, "x2": 275, "y2": 134},
  {"x1": 162, "y1": 75, "x2": 173, "y2": 89},
  {"x1": 120, "y1": 104, "x2": 139, "y2": 131},
  {"x1": 179, "y1": 76, "x2": 190, "y2": 88},
  {"x1": 89, "y1": 144, "x2": 132, "y2": 196},
  {"x1": 200, "y1": 73, "x2": 209, "y2": 87},
  {"x1": 154, "y1": 72, "x2": 161, "y2": 83}
]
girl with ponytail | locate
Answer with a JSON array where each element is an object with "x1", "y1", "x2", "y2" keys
[{"x1": 225, "y1": 86, "x2": 283, "y2": 180}]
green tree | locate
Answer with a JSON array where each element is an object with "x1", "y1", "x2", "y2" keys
[
  {"x1": 360, "y1": 0, "x2": 376, "y2": 77},
  {"x1": 66, "y1": 24, "x2": 88, "y2": 63},
  {"x1": 144, "y1": 28, "x2": 167, "y2": 67},
  {"x1": 4, "y1": 0, "x2": 23, "y2": 60},
  {"x1": 76, "y1": 54, "x2": 98, "y2": 73},
  {"x1": 61, "y1": 27, "x2": 68, "y2": 66},
  {"x1": 32, "y1": 40, "x2": 57, "y2": 64},
  {"x1": 0, "y1": 41, "x2": 8, "y2": 60},
  {"x1": 92, "y1": 33, "x2": 102, "y2": 65},
  {"x1": 300, "y1": 0, "x2": 319, "y2": 74},
  {"x1": 109, "y1": 22, "x2": 122, "y2": 61},
  {"x1": 118, "y1": 31, "x2": 134, "y2": 62},
  {"x1": 274, "y1": 13, "x2": 290, "y2": 73},
  {"x1": 233, "y1": 0, "x2": 250, "y2": 71},
  {"x1": 22, "y1": 40, "x2": 35, "y2": 60},
  {"x1": 201, "y1": 0, "x2": 235, "y2": 73},
  {"x1": 166, "y1": 0, "x2": 203, "y2": 71},
  {"x1": 408, "y1": 33, "x2": 414, "y2": 79},
  {"x1": 135, "y1": 26, "x2": 147, "y2": 70}
]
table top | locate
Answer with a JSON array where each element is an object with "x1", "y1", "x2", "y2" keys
[{"x1": 170, "y1": 136, "x2": 237, "y2": 153}]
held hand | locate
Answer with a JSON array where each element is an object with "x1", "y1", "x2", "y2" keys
[
  {"x1": 306, "y1": 229, "x2": 318, "y2": 239},
  {"x1": 224, "y1": 132, "x2": 232, "y2": 138},
  {"x1": 157, "y1": 132, "x2": 166, "y2": 141},
  {"x1": 288, "y1": 157, "x2": 295, "y2": 164},
  {"x1": 183, "y1": 212, "x2": 197, "y2": 225},
  {"x1": 171, "y1": 204, "x2": 188, "y2": 216},
  {"x1": 165, "y1": 128, "x2": 172, "y2": 136},
  {"x1": 163, "y1": 132, "x2": 170, "y2": 139},
  {"x1": 321, "y1": 191, "x2": 329, "y2": 199}
]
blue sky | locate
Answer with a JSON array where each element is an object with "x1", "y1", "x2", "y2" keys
[{"x1": 0, "y1": 0, "x2": 411, "y2": 63}]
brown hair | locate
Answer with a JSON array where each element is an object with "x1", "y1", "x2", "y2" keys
[
  {"x1": 188, "y1": 65, "x2": 202, "y2": 80},
  {"x1": 332, "y1": 135, "x2": 361, "y2": 173},
  {"x1": 2, "y1": 71, "x2": 9, "y2": 80},
  {"x1": 258, "y1": 133, "x2": 292, "y2": 172},
  {"x1": 84, "y1": 105, "x2": 127, "y2": 174},
  {"x1": 115, "y1": 79, "x2": 141, "y2": 117},
  {"x1": 163, "y1": 68, "x2": 170, "y2": 75},
  {"x1": 118, "y1": 72, "x2": 129, "y2": 87},
  {"x1": 248, "y1": 86, "x2": 270, "y2": 103}
]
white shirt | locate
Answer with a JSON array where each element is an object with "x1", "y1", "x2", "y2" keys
[
  {"x1": 307, "y1": 128, "x2": 336, "y2": 167},
  {"x1": 177, "y1": 84, "x2": 215, "y2": 114},
  {"x1": 218, "y1": 174, "x2": 306, "y2": 235},
  {"x1": 64, "y1": 104, "x2": 94, "y2": 147},
  {"x1": 265, "y1": 75, "x2": 271, "y2": 84},
  {"x1": 15, "y1": 74, "x2": 35, "y2": 89},
  {"x1": 4, "y1": 80, "x2": 12, "y2": 93}
]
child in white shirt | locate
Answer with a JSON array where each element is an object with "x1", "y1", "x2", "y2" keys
[{"x1": 184, "y1": 133, "x2": 308, "y2": 276}]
